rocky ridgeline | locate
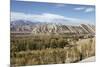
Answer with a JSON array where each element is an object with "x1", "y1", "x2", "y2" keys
[{"x1": 11, "y1": 20, "x2": 95, "y2": 35}]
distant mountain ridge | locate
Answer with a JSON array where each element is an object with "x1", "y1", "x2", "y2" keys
[
  {"x1": 10, "y1": 20, "x2": 95, "y2": 35},
  {"x1": 10, "y1": 20, "x2": 39, "y2": 32},
  {"x1": 32, "y1": 23, "x2": 95, "y2": 34},
  {"x1": 11, "y1": 20, "x2": 39, "y2": 26}
]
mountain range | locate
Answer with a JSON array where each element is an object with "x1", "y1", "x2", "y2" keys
[{"x1": 10, "y1": 20, "x2": 95, "y2": 35}]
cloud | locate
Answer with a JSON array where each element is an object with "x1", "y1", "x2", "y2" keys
[
  {"x1": 85, "y1": 8, "x2": 95, "y2": 13},
  {"x1": 74, "y1": 7, "x2": 95, "y2": 13},
  {"x1": 55, "y1": 4, "x2": 66, "y2": 7},
  {"x1": 11, "y1": 12, "x2": 90, "y2": 24},
  {"x1": 11, "y1": 12, "x2": 66, "y2": 22},
  {"x1": 74, "y1": 7, "x2": 85, "y2": 10}
]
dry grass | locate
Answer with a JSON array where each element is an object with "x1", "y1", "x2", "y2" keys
[
  {"x1": 11, "y1": 37, "x2": 95, "y2": 66},
  {"x1": 76, "y1": 38, "x2": 95, "y2": 59}
]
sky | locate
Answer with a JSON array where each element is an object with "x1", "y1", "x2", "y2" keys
[{"x1": 11, "y1": 0, "x2": 95, "y2": 25}]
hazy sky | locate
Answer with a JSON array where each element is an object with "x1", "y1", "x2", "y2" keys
[{"x1": 11, "y1": 0, "x2": 95, "y2": 25}]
